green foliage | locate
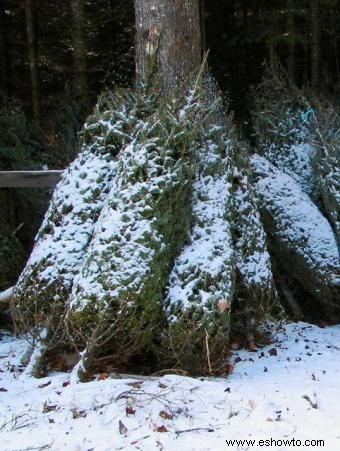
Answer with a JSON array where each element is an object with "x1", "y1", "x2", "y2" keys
[
  {"x1": 14, "y1": 81, "x2": 208, "y2": 374},
  {"x1": 252, "y1": 63, "x2": 309, "y2": 151},
  {"x1": 162, "y1": 80, "x2": 237, "y2": 374},
  {"x1": 0, "y1": 95, "x2": 46, "y2": 169},
  {"x1": 47, "y1": 88, "x2": 83, "y2": 168},
  {"x1": 13, "y1": 65, "x2": 340, "y2": 376},
  {"x1": 251, "y1": 67, "x2": 340, "y2": 320},
  {"x1": 251, "y1": 155, "x2": 340, "y2": 317},
  {"x1": 70, "y1": 84, "x2": 204, "y2": 373},
  {"x1": 0, "y1": 91, "x2": 84, "y2": 292},
  {"x1": 0, "y1": 234, "x2": 25, "y2": 291},
  {"x1": 13, "y1": 91, "x2": 132, "y2": 334},
  {"x1": 252, "y1": 64, "x2": 318, "y2": 198},
  {"x1": 14, "y1": 88, "x2": 174, "y2": 331},
  {"x1": 231, "y1": 142, "x2": 278, "y2": 330},
  {"x1": 311, "y1": 103, "x2": 340, "y2": 245},
  {"x1": 0, "y1": 96, "x2": 50, "y2": 290}
]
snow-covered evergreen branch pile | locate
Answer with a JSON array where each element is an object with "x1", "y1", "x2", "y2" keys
[
  {"x1": 13, "y1": 84, "x2": 211, "y2": 374},
  {"x1": 252, "y1": 65, "x2": 317, "y2": 198},
  {"x1": 13, "y1": 91, "x2": 142, "y2": 333},
  {"x1": 68, "y1": 94, "x2": 196, "y2": 372},
  {"x1": 232, "y1": 147, "x2": 278, "y2": 324},
  {"x1": 251, "y1": 155, "x2": 340, "y2": 313},
  {"x1": 165, "y1": 117, "x2": 235, "y2": 373},
  {"x1": 311, "y1": 106, "x2": 340, "y2": 247},
  {"x1": 164, "y1": 85, "x2": 278, "y2": 373},
  {"x1": 12, "y1": 69, "x2": 339, "y2": 377},
  {"x1": 252, "y1": 66, "x2": 340, "y2": 318},
  {"x1": 13, "y1": 76, "x2": 282, "y2": 376},
  {"x1": 253, "y1": 69, "x2": 339, "y2": 250}
]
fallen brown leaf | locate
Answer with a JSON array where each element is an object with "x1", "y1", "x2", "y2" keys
[
  {"x1": 71, "y1": 407, "x2": 87, "y2": 419},
  {"x1": 126, "y1": 406, "x2": 136, "y2": 415},
  {"x1": 159, "y1": 410, "x2": 173, "y2": 420},
  {"x1": 98, "y1": 373, "x2": 109, "y2": 381},
  {"x1": 154, "y1": 425, "x2": 168, "y2": 433},
  {"x1": 119, "y1": 420, "x2": 128, "y2": 435},
  {"x1": 43, "y1": 402, "x2": 58, "y2": 413},
  {"x1": 226, "y1": 362, "x2": 234, "y2": 375},
  {"x1": 218, "y1": 300, "x2": 230, "y2": 314},
  {"x1": 248, "y1": 400, "x2": 256, "y2": 409}
]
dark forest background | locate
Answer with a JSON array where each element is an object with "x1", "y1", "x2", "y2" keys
[{"x1": 1, "y1": 0, "x2": 339, "y2": 290}]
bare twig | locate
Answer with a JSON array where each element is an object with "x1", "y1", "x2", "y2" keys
[
  {"x1": 175, "y1": 427, "x2": 214, "y2": 435},
  {"x1": 204, "y1": 328, "x2": 212, "y2": 374},
  {"x1": 302, "y1": 394, "x2": 318, "y2": 409}
]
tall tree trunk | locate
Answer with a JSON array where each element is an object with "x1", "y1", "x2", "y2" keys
[
  {"x1": 287, "y1": 0, "x2": 296, "y2": 83},
  {"x1": 134, "y1": 0, "x2": 202, "y2": 90},
  {"x1": 311, "y1": 0, "x2": 320, "y2": 89},
  {"x1": 200, "y1": 0, "x2": 206, "y2": 53},
  {"x1": 25, "y1": 0, "x2": 40, "y2": 123},
  {"x1": 71, "y1": 0, "x2": 88, "y2": 101}
]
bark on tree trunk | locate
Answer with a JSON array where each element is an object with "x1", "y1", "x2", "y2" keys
[
  {"x1": 311, "y1": 0, "x2": 320, "y2": 89},
  {"x1": 134, "y1": 0, "x2": 202, "y2": 90},
  {"x1": 200, "y1": 0, "x2": 206, "y2": 54},
  {"x1": 25, "y1": 0, "x2": 40, "y2": 123},
  {"x1": 71, "y1": 0, "x2": 88, "y2": 101}
]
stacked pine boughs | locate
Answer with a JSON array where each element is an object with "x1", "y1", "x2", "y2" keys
[
  {"x1": 12, "y1": 70, "x2": 340, "y2": 377},
  {"x1": 251, "y1": 155, "x2": 339, "y2": 311},
  {"x1": 165, "y1": 119, "x2": 235, "y2": 373},
  {"x1": 68, "y1": 93, "x2": 196, "y2": 373},
  {"x1": 312, "y1": 104, "x2": 340, "y2": 248},
  {"x1": 252, "y1": 66, "x2": 317, "y2": 198},
  {"x1": 12, "y1": 91, "x2": 138, "y2": 335},
  {"x1": 15, "y1": 80, "x2": 248, "y2": 375},
  {"x1": 252, "y1": 66, "x2": 340, "y2": 318},
  {"x1": 231, "y1": 145, "x2": 279, "y2": 335}
]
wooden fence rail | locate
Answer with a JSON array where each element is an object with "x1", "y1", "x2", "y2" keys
[{"x1": 0, "y1": 170, "x2": 63, "y2": 188}]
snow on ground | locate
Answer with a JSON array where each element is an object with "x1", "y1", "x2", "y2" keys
[{"x1": 1, "y1": 322, "x2": 340, "y2": 450}]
